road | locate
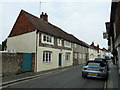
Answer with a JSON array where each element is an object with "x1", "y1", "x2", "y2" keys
[{"x1": 4, "y1": 65, "x2": 106, "y2": 88}]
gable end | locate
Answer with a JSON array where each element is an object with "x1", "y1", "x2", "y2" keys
[{"x1": 8, "y1": 10, "x2": 36, "y2": 37}]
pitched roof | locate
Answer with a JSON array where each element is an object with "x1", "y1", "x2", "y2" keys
[{"x1": 9, "y1": 9, "x2": 90, "y2": 47}]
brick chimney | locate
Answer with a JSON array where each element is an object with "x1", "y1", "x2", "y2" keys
[
  {"x1": 44, "y1": 13, "x2": 48, "y2": 21},
  {"x1": 91, "y1": 42, "x2": 94, "y2": 46},
  {"x1": 97, "y1": 44, "x2": 99, "y2": 48},
  {"x1": 40, "y1": 12, "x2": 48, "y2": 21}
]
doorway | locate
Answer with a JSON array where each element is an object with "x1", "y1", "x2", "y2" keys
[{"x1": 59, "y1": 53, "x2": 62, "y2": 66}]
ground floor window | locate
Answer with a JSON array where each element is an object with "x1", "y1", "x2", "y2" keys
[
  {"x1": 65, "y1": 52, "x2": 71, "y2": 60},
  {"x1": 43, "y1": 51, "x2": 52, "y2": 62}
]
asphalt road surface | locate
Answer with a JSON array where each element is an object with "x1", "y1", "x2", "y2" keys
[{"x1": 5, "y1": 65, "x2": 106, "y2": 88}]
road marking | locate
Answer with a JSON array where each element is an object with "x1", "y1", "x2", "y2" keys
[{"x1": 104, "y1": 81, "x2": 107, "y2": 90}]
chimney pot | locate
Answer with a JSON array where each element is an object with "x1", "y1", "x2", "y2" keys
[
  {"x1": 40, "y1": 12, "x2": 48, "y2": 21},
  {"x1": 97, "y1": 45, "x2": 99, "y2": 48},
  {"x1": 91, "y1": 42, "x2": 94, "y2": 46}
]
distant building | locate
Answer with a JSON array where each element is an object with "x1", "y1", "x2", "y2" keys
[
  {"x1": 72, "y1": 36, "x2": 89, "y2": 65},
  {"x1": 89, "y1": 42, "x2": 108, "y2": 60},
  {"x1": 90, "y1": 42, "x2": 101, "y2": 57}
]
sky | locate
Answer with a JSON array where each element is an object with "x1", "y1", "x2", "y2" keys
[{"x1": 0, "y1": 0, "x2": 112, "y2": 49}]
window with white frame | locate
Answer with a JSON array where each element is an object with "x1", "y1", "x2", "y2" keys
[
  {"x1": 74, "y1": 52, "x2": 78, "y2": 59},
  {"x1": 79, "y1": 54, "x2": 82, "y2": 58},
  {"x1": 43, "y1": 34, "x2": 52, "y2": 43},
  {"x1": 64, "y1": 41, "x2": 71, "y2": 47},
  {"x1": 65, "y1": 52, "x2": 71, "y2": 60},
  {"x1": 74, "y1": 43, "x2": 77, "y2": 48},
  {"x1": 43, "y1": 51, "x2": 52, "y2": 62},
  {"x1": 81, "y1": 54, "x2": 83, "y2": 58},
  {"x1": 83, "y1": 54, "x2": 86, "y2": 58},
  {"x1": 57, "y1": 38, "x2": 62, "y2": 46}
]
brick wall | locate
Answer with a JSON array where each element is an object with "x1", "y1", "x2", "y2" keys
[
  {"x1": 32, "y1": 53, "x2": 35, "y2": 72},
  {"x1": 2, "y1": 53, "x2": 20, "y2": 77}
]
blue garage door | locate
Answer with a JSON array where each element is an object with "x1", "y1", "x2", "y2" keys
[{"x1": 22, "y1": 53, "x2": 32, "y2": 72}]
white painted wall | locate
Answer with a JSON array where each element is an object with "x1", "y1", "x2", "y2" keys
[
  {"x1": 7, "y1": 31, "x2": 74, "y2": 72},
  {"x1": 7, "y1": 31, "x2": 36, "y2": 53},
  {"x1": 89, "y1": 48, "x2": 98, "y2": 60},
  {"x1": 36, "y1": 47, "x2": 73, "y2": 72}
]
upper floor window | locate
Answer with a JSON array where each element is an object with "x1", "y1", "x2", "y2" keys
[
  {"x1": 79, "y1": 54, "x2": 82, "y2": 58},
  {"x1": 41, "y1": 33, "x2": 54, "y2": 45},
  {"x1": 74, "y1": 43, "x2": 77, "y2": 48},
  {"x1": 74, "y1": 52, "x2": 78, "y2": 59},
  {"x1": 64, "y1": 41, "x2": 71, "y2": 47},
  {"x1": 83, "y1": 47, "x2": 85, "y2": 50},
  {"x1": 57, "y1": 38, "x2": 62, "y2": 46},
  {"x1": 43, "y1": 34, "x2": 52, "y2": 43},
  {"x1": 83, "y1": 54, "x2": 85, "y2": 58},
  {"x1": 43, "y1": 51, "x2": 52, "y2": 62}
]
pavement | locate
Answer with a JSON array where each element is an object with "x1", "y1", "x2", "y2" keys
[
  {"x1": 0, "y1": 61, "x2": 119, "y2": 89},
  {"x1": 105, "y1": 60, "x2": 119, "y2": 90}
]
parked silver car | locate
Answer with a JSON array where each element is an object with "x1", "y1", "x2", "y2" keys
[{"x1": 82, "y1": 61, "x2": 108, "y2": 79}]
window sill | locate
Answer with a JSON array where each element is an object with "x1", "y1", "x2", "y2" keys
[{"x1": 43, "y1": 61, "x2": 52, "y2": 63}]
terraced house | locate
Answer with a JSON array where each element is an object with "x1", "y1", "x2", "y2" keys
[
  {"x1": 72, "y1": 36, "x2": 90, "y2": 65},
  {"x1": 6, "y1": 10, "x2": 89, "y2": 73}
]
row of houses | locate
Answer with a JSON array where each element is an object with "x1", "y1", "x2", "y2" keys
[
  {"x1": 105, "y1": 0, "x2": 120, "y2": 74},
  {"x1": 5, "y1": 10, "x2": 109, "y2": 73}
]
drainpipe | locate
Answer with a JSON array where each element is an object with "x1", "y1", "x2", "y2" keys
[{"x1": 35, "y1": 30, "x2": 39, "y2": 72}]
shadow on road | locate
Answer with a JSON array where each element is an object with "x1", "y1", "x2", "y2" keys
[{"x1": 82, "y1": 77, "x2": 107, "y2": 81}]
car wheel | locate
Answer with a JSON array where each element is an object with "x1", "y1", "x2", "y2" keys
[
  {"x1": 82, "y1": 74, "x2": 87, "y2": 78},
  {"x1": 104, "y1": 74, "x2": 108, "y2": 80},
  {"x1": 104, "y1": 76, "x2": 108, "y2": 80}
]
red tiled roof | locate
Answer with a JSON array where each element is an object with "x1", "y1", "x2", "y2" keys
[
  {"x1": 8, "y1": 10, "x2": 36, "y2": 37},
  {"x1": 90, "y1": 44, "x2": 100, "y2": 50},
  {"x1": 8, "y1": 10, "x2": 90, "y2": 47}
]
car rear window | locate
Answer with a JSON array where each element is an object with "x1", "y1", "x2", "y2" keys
[
  {"x1": 87, "y1": 63, "x2": 100, "y2": 67},
  {"x1": 94, "y1": 58, "x2": 103, "y2": 61},
  {"x1": 86, "y1": 62, "x2": 106, "y2": 67}
]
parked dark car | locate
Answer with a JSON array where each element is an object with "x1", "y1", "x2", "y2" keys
[
  {"x1": 94, "y1": 58, "x2": 109, "y2": 70},
  {"x1": 82, "y1": 61, "x2": 108, "y2": 79}
]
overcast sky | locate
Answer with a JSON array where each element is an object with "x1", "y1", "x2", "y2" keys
[{"x1": 0, "y1": 0, "x2": 111, "y2": 49}]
